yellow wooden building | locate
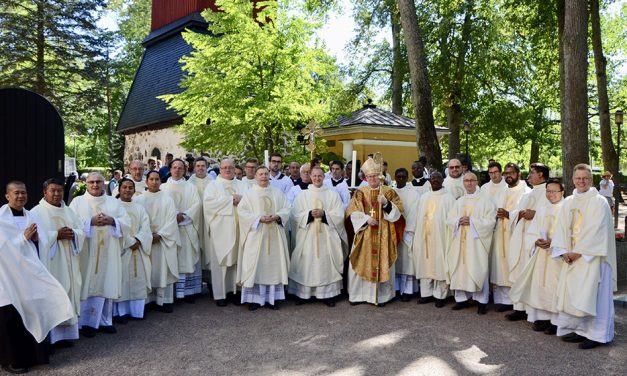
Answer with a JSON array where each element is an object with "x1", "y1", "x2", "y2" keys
[{"x1": 321, "y1": 100, "x2": 450, "y2": 173}]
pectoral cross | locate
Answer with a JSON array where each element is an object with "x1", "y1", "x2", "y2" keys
[{"x1": 369, "y1": 207, "x2": 376, "y2": 217}]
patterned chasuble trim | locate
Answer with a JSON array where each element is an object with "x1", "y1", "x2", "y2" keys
[{"x1": 346, "y1": 186, "x2": 405, "y2": 283}]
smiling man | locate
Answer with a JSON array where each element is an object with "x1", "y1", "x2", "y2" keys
[{"x1": 443, "y1": 159, "x2": 465, "y2": 199}]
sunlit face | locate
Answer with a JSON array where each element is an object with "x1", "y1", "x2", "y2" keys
[
  {"x1": 573, "y1": 169, "x2": 592, "y2": 193},
  {"x1": 311, "y1": 168, "x2": 324, "y2": 187},
  {"x1": 129, "y1": 162, "x2": 144, "y2": 181},
  {"x1": 220, "y1": 160, "x2": 235, "y2": 180},
  {"x1": 244, "y1": 162, "x2": 257, "y2": 178},
  {"x1": 463, "y1": 174, "x2": 478, "y2": 194},
  {"x1": 255, "y1": 168, "x2": 270, "y2": 187},
  {"x1": 6, "y1": 183, "x2": 27, "y2": 210},
  {"x1": 395, "y1": 171, "x2": 408, "y2": 189},
  {"x1": 119, "y1": 180, "x2": 135, "y2": 202},
  {"x1": 300, "y1": 167, "x2": 311, "y2": 183},
  {"x1": 488, "y1": 166, "x2": 502, "y2": 184},
  {"x1": 44, "y1": 183, "x2": 64, "y2": 207},
  {"x1": 170, "y1": 160, "x2": 186, "y2": 180},
  {"x1": 504, "y1": 166, "x2": 520, "y2": 187},
  {"x1": 448, "y1": 160, "x2": 462, "y2": 178},
  {"x1": 86, "y1": 174, "x2": 105, "y2": 196},
  {"x1": 330, "y1": 164, "x2": 343, "y2": 180},
  {"x1": 194, "y1": 161, "x2": 207, "y2": 178},
  {"x1": 545, "y1": 182, "x2": 564, "y2": 204},
  {"x1": 146, "y1": 173, "x2": 161, "y2": 192},
  {"x1": 366, "y1": 173, "x2": 380, "y2": 189}
]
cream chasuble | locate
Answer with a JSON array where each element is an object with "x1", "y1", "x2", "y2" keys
[
  {"x1": 393, "y1": 185, "x2": 421, "y2": 276},
  {"x1": 446, "y1": 190, "x2": 496, "y2": 292},
  {"x1": 443, "y1": 175, "x2": 465, "y2": 199},
  {"x1": 551, "y1": 188, "x2": 617, "y2": 317},
  {"x1": 507, "y1": 183, "x2": 546, "y2": 284},
  {"x1": 112, "y1": 176, "x2": 146, "y2": 197},
  {"x1": 509, "y1": 197, "x2": 563, "y2": 312},
  {"x1": 488, "y1": 180, "x2": 530, "y2": 286},
  {"x1": 0, "y1": 205, "x2": 74, "y2": 343},
  {"x1": 413, "y1": 188, "x2": 455, "y2": 281},
  {"x1": 237, "y1": 185, "x2": 291, "y2": 288},
  {"x1": 31, "y1": 199, "x2": 85, "y2": 326},
  {"x1": 134, "y1": 191, "x2": 180, "y2": 288},
  {"x1": 188, "y1": 174, "x2": 212, "y2": 269},
  {"x1": 118, "y1": 201, "x2": 152, "y2": 300},
  {"x1": 288, "y1": 185, "x2": 347, "y2": 295},
  {"x1": 70, "y1": 192, "x2": 130, "y2": 300},
  {"x1": 162, "y1": 178, "x2": 201, "y2": 274}
]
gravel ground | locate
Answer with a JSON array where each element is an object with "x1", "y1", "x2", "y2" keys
[{"x1": 16, "y1": 296, "x2": 626, "y2": 376}]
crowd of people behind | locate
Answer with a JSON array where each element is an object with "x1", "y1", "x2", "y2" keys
[{"x1": 0, "y1": 152, "x2": 618, "y2": 374}]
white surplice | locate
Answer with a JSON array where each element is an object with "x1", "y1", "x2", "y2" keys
[{"x1": 393, "y1": 185, "x2": 421, "y2": 295}]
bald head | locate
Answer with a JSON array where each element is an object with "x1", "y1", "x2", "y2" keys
[
  {"x1": 129, "y1": 160, "x2": 144, "y2": 181},
  {"x1": 220, "y1": 158, "x2": 235, "y2": 180},
  {"x1": 463, "y1": 172, "x2": 478, "y2": 194},
  {"x1": 448, "y1": 159, "x2": 462, "y2": 178}
]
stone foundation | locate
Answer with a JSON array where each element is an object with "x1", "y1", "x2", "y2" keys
[{"x1": 123, "y1": 127, "x2": 188, "y2": 168}]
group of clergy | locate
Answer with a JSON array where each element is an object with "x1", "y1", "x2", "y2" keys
[{"x1": 0, "y1": 155, "x2": 618, "y2": 374}]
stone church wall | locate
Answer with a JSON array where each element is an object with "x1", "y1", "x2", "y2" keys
[{"x1": 123, "y1": 127, "x2": 188, "y2": 169}]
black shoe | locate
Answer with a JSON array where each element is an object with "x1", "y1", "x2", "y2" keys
[
  {"x1": 216, "y1": 299, "x2": 227, "y2": 307},
  {"x1": 99, "y1": 325, "x2": 117, "y2": 334},
  {"x1": 294, "y1": 298, "x2": 307, "y2": 306},
  {"x1": 184, "y1": 296, "x2": 196, "y2": 304},
  {"x1": 418, "y1": 296, "x2": 436, "y2": 304},
  {"x1": 452, "y1": 301, "x2": 470, "y2": 310},
  {"x1": 495, "y1": 304, "x2": 513, "y2": 312},
  {"x1": 562, "y1": 333, "x2": 586, "y2": 343},
  {"x1": 80, "y1": 326, "x2": 97, "y2": 338},
  {"x1": 400, "y1": 294, "x2": 411, "y2": 302},
  {"x1": 349, "y1": 301, "x2": 365, "y2": 306},
  {"x1": 113, "y1": 315, "x2": 129, "y2": 325},
  {"x1": 268, "y1": 304, "x2": 280, "y2": 310},
  {"x1": 435, "y1": 299, "x2": 446, "y2": 308},
  {"x1": 53, "y1": 340, "x2": 75, "y2": 349},
  {"x1": 505, "y1": 310, "x2": 527, "y2": 321},
  {"x1": 544, "y1": 324, "x2": 557, "y2": 335},
  {"x1": 377, "y1": 302, "x2": 386, "y2": 308},
  {"x1": 579, "y1": 339, "x2": 602, "y2": 349},
  {"x1": 248, "y1": 303, "x2": 260, "y2": 311},
  {"x1": 477, "y1": 303, "x2": 488, "y2": 315},
  {"x1": 324, "y1": 299, "x2": 335, "y2": 307},
  {"x1": 156, "y1": 304, "x2": 173, "y2": 313},
  {"x1": 532, "y1": 320, "x2": 551, "y2": 332},
  {"x1": 1, "y1": 365, "x2": 30, "y2": 374}
]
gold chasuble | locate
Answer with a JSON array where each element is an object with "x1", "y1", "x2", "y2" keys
[{"x1": 346, "y1": 186, "x2": 404, "y2": 283}]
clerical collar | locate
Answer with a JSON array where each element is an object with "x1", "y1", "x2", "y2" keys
[
  {"x1": 331, "y1": 177, "x2": 344, "y2": 186},
  {"x1": 297, "y1": 180, "x2": 309, "y2": 190},
  {"x1": 269, "y1": 171, "x2": 284, "y2": 180},
  {"x1": 10, "y1": 207, "x2": 24, "y2": 216}
]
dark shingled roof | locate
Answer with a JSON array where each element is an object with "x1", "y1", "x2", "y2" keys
[
  {"x1": 335, "y1": 102, "x2": 414, "y2": 128},
  {"x1": 117, "y1": 13, "x2": 208, "y2": 134}
]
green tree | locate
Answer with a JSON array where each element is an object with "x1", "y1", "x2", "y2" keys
[{"x1": 160, "y1": 0, "x2": 340, "y2": 159}]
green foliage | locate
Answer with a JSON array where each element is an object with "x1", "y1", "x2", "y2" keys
[{"x1": 160, "y1": 0, "x2": 341, "y2": 160}]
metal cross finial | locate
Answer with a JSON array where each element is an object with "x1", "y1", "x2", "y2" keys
[{"x1": 300, "y1": 120, "x2": 322, "y2": 159}]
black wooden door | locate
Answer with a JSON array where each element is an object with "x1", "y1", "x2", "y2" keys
[{"x1": 0, "y1": 87, "x2": 65, "y2": 209}]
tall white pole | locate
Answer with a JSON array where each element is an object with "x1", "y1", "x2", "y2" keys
[
  {"x1": 351, "y1": 150, "x2": 357, "y2": 187},
  {"x1": 264, "y1": 150, "x2": 269, "y2": 168}
]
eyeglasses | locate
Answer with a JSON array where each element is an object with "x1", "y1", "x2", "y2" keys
[
  {"x1": 449, "y1": 166, "x2": 461, "y2": 169},
  {"x1": 463, "y1": 179, "x2": 477, "y2": 183},
  {"x1": 574, "y1": 177, "x2": 591, "y2": 181}
]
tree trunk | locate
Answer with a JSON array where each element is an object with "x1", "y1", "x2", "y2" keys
[
  {"x1": 446, "y1": 103, "x2": 461, "y2": 159},
  {"x1": 529, "y1": 110, "x2": 543, "y2": 165},
  {"x1": 560, "y1": 0, "x2": 589, "y2": 193},
  {"x1": 590, "y1": 0, "x2": 619, "y2": 210},
  {"x1": 390, "y1": 9, "x2": 403, "y2": 116},
  {"x1": 396, "y1": 0, "x2": 442, "y2": 171},
  {"x1": 35, "y1": 0, "x2": 46, "y2": 96}
]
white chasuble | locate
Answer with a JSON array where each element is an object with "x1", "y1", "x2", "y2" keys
[
  {"x1": 134, "y1": 191, "x2": 180, "y2": 288},
  {"x1": 413, "y1": 188, "x2": 455, "y2": 281},
  {"x1": 443, "y1": 175, "x2": 465, "y2": 199},
  {"x1": 31, "y1": 199, "x2": 85, "y2": 325},
  {"x1": 288, "y1": 185, "x2": 347, "y2": 295},
  {"x1": 488, "y1": 180, "x2": 530, "y2": 286},
  {"x1": 551, "y1": 188, "x2": 617, "y2": 317},
  {"x1": 509, "y1": 197, "x2": 563, "y2": 312},
  {"x1": 188, "y1": 174, "x2": 212, "y2": 269},
  {"x1": 446, "y1": 191, "x2": 496, "y2": 292},
  {"x1": 70, "y1": 192, "x2": 130, "y2": 300},
  {"x1": 162, "y1": 178, "x2": 201, "y2": 274},
  {"x1": 394, "y1": 185, "x2": 421, "y2": 276},
  {"x1": 112, "y1": 176, "x2": 146, "y2": 197},
  {"x1": 507, "y1": 183, "x2": 546, "y2": 284},
  {"x1": 237, "y1": 185, "x2": 290, "y2": 289},
  {"x1": 0, "y1": 205, "x2": 73, "y2": 343},
  {"x1": 119, "y1": 201, "x2": 153, "y2": 300}
]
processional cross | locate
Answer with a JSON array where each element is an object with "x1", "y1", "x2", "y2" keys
[{"x1": 300, "y1": 120, "x2": 322, "y2": 160}]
